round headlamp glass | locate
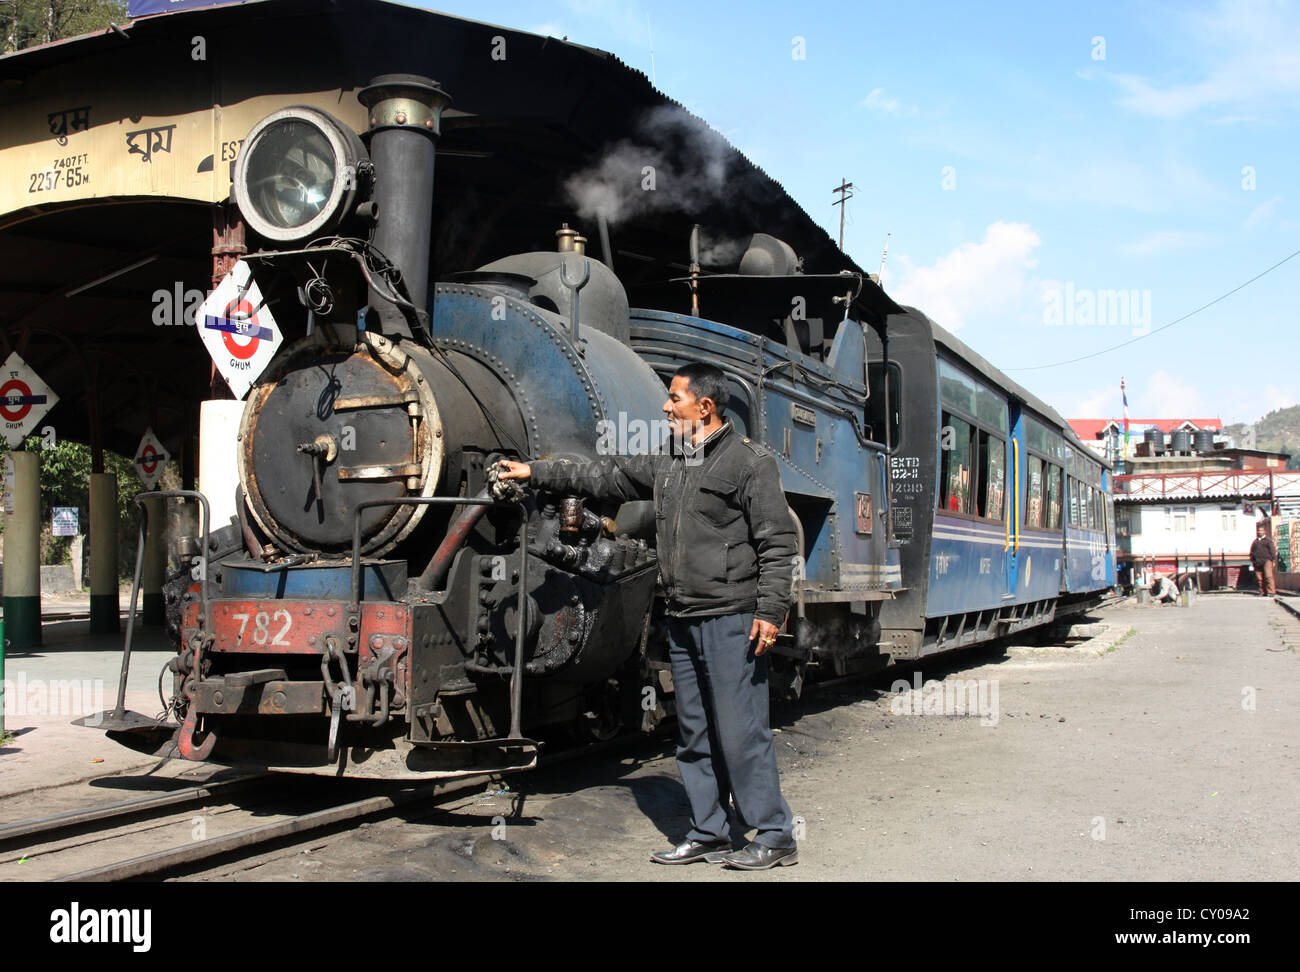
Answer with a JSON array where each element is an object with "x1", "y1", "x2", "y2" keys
[
  {"x1": 233, "y1": 107, "x2": 362, "y2": 244},
  {"x1": 244, "y1": 119, "x2": 336, "y2": 230}
]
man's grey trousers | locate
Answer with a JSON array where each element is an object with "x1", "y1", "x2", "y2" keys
[{"x1": 668, "y1": 612, "x2": 794, "y2": 849}]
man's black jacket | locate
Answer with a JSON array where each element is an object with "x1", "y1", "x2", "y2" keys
[
  {"x1": 1251, "y1": 534, "x2": 1276, "y2": 568},
  {"x1": 528, "y1": 420, "x2": 796, "y2": 626}
]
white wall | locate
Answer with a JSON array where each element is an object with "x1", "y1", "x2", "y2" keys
[{"x1": 1123, "y1": 502, "x2": 1260, "y2": 559}]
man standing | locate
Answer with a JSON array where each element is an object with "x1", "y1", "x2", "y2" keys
[
  {"x1": 1251, "y1": 523, "x2": 1277, "y2": 597},
  {"x1": 495, "y1": 363, "x2": 799, "y2": 870}
]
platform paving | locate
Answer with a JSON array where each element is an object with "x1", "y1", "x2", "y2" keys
[{"x1": 2, "y1": 613, "x2": 178, "y2": 797}]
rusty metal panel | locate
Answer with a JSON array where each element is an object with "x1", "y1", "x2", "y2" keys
[
  {"x1": 195, "y1": 679, "x2": 324, "y2": 715},
  {"x1": 208, "y1": 600, "x2": 354, "y2": 654},
  {"x1": 359, "y1": 602, "x2": 413, "y2": 703}
]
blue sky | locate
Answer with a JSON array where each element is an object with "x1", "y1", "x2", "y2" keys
[{"x1": 418, "y1": 0, "x2": 1298, "y2": 426}]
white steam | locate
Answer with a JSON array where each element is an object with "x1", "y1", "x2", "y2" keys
[{"x1": 563, "y1": 105, "x2": 741, "y2": 228}]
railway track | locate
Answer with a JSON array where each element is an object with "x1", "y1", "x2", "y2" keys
[
  {"x1": 1274, "y1": 591, "x2": 1300, "y2": 622},
  {"x1": 0, "y1": 731, "x2": 670, "y2": 882}
]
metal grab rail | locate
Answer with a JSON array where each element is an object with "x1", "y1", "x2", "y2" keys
[
  {"x1": 1013, "y1": 439, "x2": 1021, "y2": 554},
  {"x1": 348, "y1": 495, "x2": 531, "y2": 739},
  {"x1": 77, "y1": 489, "x2": 211, "y2": 734}
]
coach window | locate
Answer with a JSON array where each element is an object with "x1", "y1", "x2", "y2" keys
[
  {"x1": 940, "y1": 413, "x2": 975, "y2": 513},
  {"x1": 1046, "y1": 466, "x2": 1063, "y2": 529},
  {"x1": 866, "y1": 361, "x2": 901, "y2": 449},
  {"x1": 1026, "y1": 456, "x2": 1044, "y2": 527},
  {"x1": 980, "y1": 432, "x2": 1006, "y2": 519}
]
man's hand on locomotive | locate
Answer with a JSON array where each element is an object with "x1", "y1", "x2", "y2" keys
[
  {"x1": 493, "y1": 460, "x2": 533, "y2": 481},
  {"x1": 485, "y1": 459, "x2": 532, "y2": 502}
]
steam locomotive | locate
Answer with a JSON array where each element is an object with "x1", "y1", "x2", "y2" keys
[
  {"x1": 90, "y1": 74, "x2": 900, "y2": 779},
  {"x1": 91, "y1": 71, "x2": 1111, "y2": 781}
]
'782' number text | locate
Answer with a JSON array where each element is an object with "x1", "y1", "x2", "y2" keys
[{"x1": 231, "y1": 610, "x2": 293, "y2": 647}]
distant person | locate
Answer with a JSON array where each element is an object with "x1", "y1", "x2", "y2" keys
[
  {"x1": 1251, "y1": 524, "x2": 1278, "y2": 597},
  {"x1": 1151, "y1": 574, "x2": 1178, "y2": 604}
]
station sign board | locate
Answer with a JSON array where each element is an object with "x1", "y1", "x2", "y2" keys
[
  {"x1": 198, "y1": 259, "x2": 282, "y2": 399},
  {"x1": 134, "y1": 427, "x2": 170, "y2": 488},
  {"x1": 0, "y1": 352, "x2": 59, "y2": 448}
]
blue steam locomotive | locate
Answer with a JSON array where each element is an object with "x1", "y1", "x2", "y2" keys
[{"x1": 88, "y1": 73, "x2": 1112, "y2": 780}]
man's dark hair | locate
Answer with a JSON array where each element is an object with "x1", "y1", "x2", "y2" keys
[{"x1": 674, "y1": 363, "x2": 729, "y2": 415}]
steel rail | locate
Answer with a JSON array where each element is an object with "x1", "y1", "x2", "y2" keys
[
  {"x1": 0, "y1": 775, "x2": 270, "y2": 849},
  {"x1": 55, "y1": 786, "x2": 440, "y2": 882},
  {"x1": 1273, "y1": 593, "x2": 1300, "y2": 622},
  {"x1": 48, "y1": 728, "x2": 676, "y2": 882}
]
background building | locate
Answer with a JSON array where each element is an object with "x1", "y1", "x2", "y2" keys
[{"x1": 1102, "y1": 421, "x2": 1299, "y2": 588}]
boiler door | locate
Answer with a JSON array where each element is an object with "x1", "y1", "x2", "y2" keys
[{"x1": 240, "y1": 340, "x2": 442, "y2": 555}]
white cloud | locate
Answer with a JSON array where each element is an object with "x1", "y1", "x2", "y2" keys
[
  {"x1": 1214, "y1": 383, "x2": 1300, "y2": 425},
  {"x1": 1102, "y1": 0, "x2": 1300, "y2": 120},
  {"x1": 1061, "y1": 384, "x2": 1124, "y2": 418},
  {"x1": 1133, "y1": 370, "x2": 1209, "y2": 417},
  {"x1": 888, "y1": 222, "x2": 1041, "y2": 331},
  {"x1": 1061, "y1": 379, "x2": 1295, "y2": 427},
  {"x1": 1118, "y1": 230, "x2": 1209, "y2": 257},
  {"x1": 1245, "y1": 195, "x2": 1283, "y2": 229},
  {"x1": 862, "y1": 87, "x2": 918, "y2": 117}
]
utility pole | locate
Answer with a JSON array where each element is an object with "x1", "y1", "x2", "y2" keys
[{"x1": 832, "y1": 178, "x2": 854, "y2": 252}]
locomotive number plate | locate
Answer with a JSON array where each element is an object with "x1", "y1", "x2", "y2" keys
[
  {"x1": 205, "y1": 600, "x2": 357, "y2": 654},
  {"x1": 855, "y1": 491, "x2": 873, "y2": 535},
  {"x1": 230, "y1": 609, "x2": 293, "y2": 648}
]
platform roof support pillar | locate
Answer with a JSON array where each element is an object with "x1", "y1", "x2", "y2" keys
[
  {"x1": 3, "y1": 451, "x2": 42, "y2": 649},
  {"x1": 141, "y1": 495, "x2": 166, "y2": 626},
  {"x1": 88, "y1": 472, "x2": 119, "y2": 634}
]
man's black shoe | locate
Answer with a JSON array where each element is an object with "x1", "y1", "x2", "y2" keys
[
  {"x1": 720, "y1": 842, "x2": 798, "y2": 870},
  {"x1": 650, "y1": 840, "x2": 730, "y2": 865}
]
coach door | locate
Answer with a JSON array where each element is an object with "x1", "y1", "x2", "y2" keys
[{"x1": 1004, "y1": 412, "x2": 1022, "y2": 599}]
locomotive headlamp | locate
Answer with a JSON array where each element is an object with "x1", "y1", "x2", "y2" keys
[{"x1": 232, "y1": 106, "x2": 368, "y2": 244}]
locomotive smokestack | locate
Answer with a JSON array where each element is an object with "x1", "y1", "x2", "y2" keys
[{"x1": 358, "y1": 74, "x2": 451, "y2": 339}]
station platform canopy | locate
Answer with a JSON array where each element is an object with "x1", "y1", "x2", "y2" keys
[{"x1": 0, "y1": 0, "x2": 893, "y2": 464}]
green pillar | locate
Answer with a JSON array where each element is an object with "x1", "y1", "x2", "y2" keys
[
  {"x1": 89, "y1": 472, "x2": 119, "y2": 634},
  {"x1": 3, "y1": 452, "x2": 42, "y2": 649}
]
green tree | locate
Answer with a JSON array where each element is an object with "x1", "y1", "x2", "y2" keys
[
  {"x1": 3, "y1": 0, "x2": 129, "y2": 54},
  {"x1": 0, "y1": 435, "x2": 165, "y2": 581}
]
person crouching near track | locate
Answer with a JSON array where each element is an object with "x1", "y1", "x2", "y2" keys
[
  {"x1": 494, "y1": 363, "x2": 800, "y2": 870},
  {"x1": 1151, "y1": 574, "x2": 1179, "y2": 604}
]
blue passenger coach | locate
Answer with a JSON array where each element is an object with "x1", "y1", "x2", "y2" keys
[{"x1": 866, "y1": 308, "x2": 1115, "y2": 660}]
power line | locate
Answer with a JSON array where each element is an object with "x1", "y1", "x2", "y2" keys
[{"x1": 1004, "y1": 246, "x2": 1300, "y2": 372}]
